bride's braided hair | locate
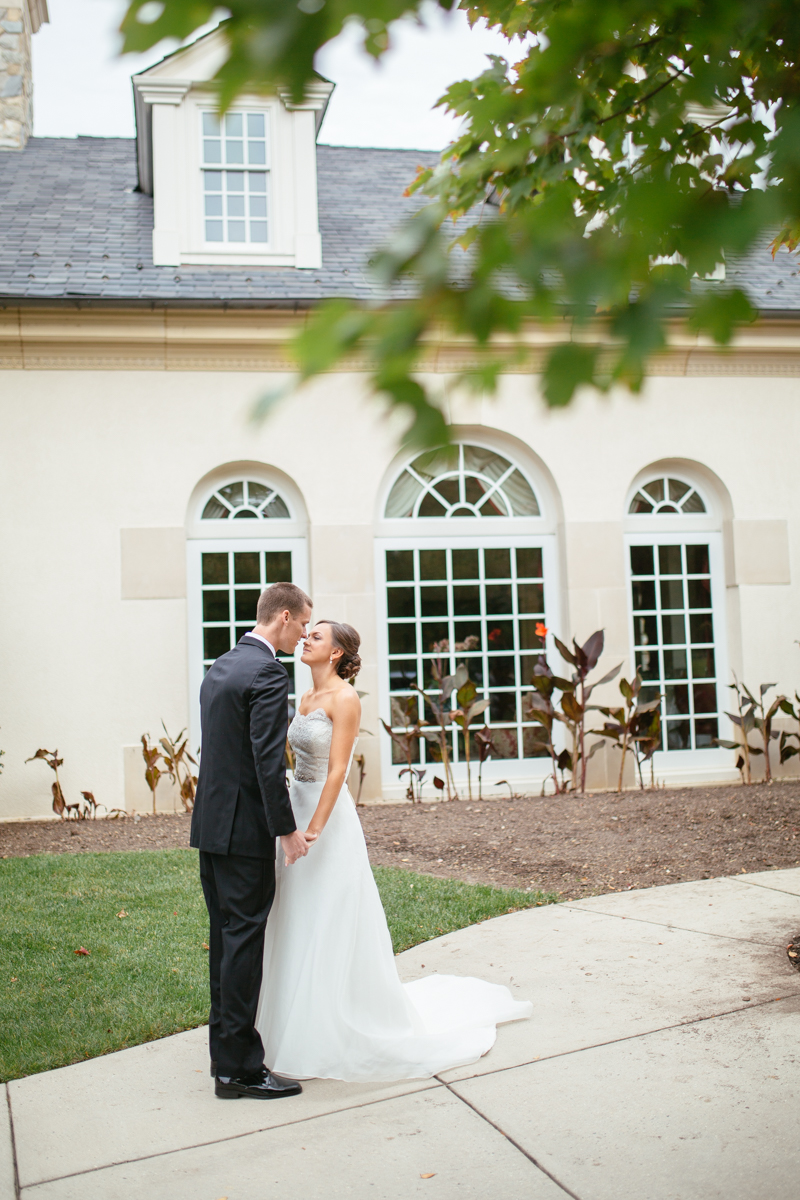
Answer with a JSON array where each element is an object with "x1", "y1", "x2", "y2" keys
[{"x1": 318, "y1": 620, "x2": 362, "y2": 681}]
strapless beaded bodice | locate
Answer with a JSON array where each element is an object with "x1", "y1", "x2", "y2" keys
[{"x1": 288, "y1": 709, "x2": 333, "y2": 783}]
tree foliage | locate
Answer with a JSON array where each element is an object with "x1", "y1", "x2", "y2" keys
[{"x1": 122, "y1": 0, "x2": 800, "y2": 444}]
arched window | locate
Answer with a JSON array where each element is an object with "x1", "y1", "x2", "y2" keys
[
  {"x1": 625, "y1": 468, "x2": 727, "y2": 761},
  {"x1": 628, "y1": 475, "x2": 705, "y2": 515},
  {"x1": 386, "y1": 444, "x2": 540, "y2": 519},
  {"x1": 378, "y1": 439, "x2": 557, "y2": 795},
  {"x1": 201, "y1": 479, "x2": 291, "y2": 521},
  {"x1": 187, "y1": 466, "x2": 309, "y2": 748}
]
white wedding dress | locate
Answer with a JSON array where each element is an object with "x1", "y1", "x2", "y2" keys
[{"x1": 255, "y1": 708, "x2": 532, "y2": 1082}]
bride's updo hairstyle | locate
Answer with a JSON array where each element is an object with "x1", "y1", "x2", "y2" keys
[{"x1": 318, "y1": 620, "x2": 362, "y2": 681}]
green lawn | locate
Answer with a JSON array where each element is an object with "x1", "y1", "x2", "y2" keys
[{"x1": 0, "y1": 849, "x2": 557, "y2": 1082}]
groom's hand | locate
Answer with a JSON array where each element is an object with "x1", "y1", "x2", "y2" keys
[{"x1": 280, "y1": 830, "x2": 310, "y2": 865}]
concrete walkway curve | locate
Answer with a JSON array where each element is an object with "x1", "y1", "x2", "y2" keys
[{"x1": 3, "y1": 867, "x2": 800, "y2": 1200}]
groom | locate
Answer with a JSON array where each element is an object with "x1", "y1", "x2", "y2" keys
[{"x1": 191, "y1": 580, "x2": 313, "y2": 1099}]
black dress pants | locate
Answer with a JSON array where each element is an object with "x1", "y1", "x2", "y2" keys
[{"x1": 199, "y1": 851, "x2": 276, "y2": 1077}]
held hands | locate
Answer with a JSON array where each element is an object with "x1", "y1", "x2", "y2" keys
[
  {"x1": 280, "y1": 830, "x2": 310, "y2": 866},
  {"x1": 280, "y1": 829, "x2": 319, "y2": 865}
]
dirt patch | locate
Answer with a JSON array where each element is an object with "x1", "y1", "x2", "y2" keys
[
  {"x1": 358, "y1": 781, "x2": 800, "y2": 898},
  {"x1": 2, "y1": 782, "x2": 800, "y2": 900},
  {"x1": 0, "y1": 812, "x2": 193, "y2": 858}
]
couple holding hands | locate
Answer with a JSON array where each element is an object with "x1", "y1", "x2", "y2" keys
[{"x1": 191, "y1": 581, "x2": 531, "y2": 1100}]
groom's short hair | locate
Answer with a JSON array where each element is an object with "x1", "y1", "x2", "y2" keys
[{"x1": 257, "y1": 581, "x2": 312, "y2": 624}]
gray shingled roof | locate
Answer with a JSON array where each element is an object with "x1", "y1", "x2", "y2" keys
[
  {"x1": 0, "y1": 138, "x2": 437, "y2": 305},
  {"x1": 0, "y1": 136, "x2": 798, "y2": 311}
]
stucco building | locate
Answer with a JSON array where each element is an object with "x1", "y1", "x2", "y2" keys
[{"x1": 2, "y1": 13, "x2": 800, "y2": 817}]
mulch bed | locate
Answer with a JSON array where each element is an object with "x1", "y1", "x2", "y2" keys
[
  {"x1": 359, "y1": 782, "x2": 800, "y2": 898},
  {"x1": 2, "y1": 781, "x2": 800, "y2": 901},
  {"x1": 0, "y1": 813, "x2": 194, "y2": 858}
]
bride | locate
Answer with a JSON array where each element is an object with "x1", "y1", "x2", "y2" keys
[{"x1": 255, "y1": 619, "x2": 532, "y2": 1082}]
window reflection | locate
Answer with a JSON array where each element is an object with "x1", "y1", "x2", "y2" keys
[{"x1": 629, "y1": 541, "x2": 718, "y2": 751}]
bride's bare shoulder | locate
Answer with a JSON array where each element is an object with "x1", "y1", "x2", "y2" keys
[{"x1": 330, "y1": 683, "x2": 361, "y2": 721}]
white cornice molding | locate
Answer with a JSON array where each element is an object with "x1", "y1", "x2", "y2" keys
[
  {"x1": 2, "y1": 309, "x2": 800, "y2": 375},
  {"x1": 134, "y1": 79, "x2": 192, "y2": 106},
  {"x1": 277, "y1": 80, "x2": 335, "y2": 134}
]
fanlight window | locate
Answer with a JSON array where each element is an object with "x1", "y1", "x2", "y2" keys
[
  {"x1": 202, "y1": 480, "x2": 290, "y2": 521},
  {"x1": 385, "y1": 444, "x2": 540, "y2": 519},
  {"x1": 629, "y1": 477, "x2": 706, "y2": 515}
]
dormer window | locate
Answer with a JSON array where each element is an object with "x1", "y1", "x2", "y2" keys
[
  {"x1": 202, "y1": 112, "x2": 269, "y2": 245},
  {"x1": 132, "y1": 28, "x2": 332, "y2": 269}
]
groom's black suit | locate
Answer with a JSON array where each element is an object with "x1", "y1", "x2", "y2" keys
[{"x1": 191, "y1": 634, "x2": 297, "y2": 1077}]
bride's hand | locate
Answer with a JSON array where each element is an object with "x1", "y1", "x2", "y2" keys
[{"x1": 304, "y1": 828, "x2": 320, "y2": 846}]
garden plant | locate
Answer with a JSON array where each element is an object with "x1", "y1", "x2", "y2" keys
[
  {"x1": 595, "y1": 671, "x2": 663, "y2": 792},
  {"x1": 715, "y1": 676, "x2": 785, "y2": 784},
  {"x1": 24, "y1": 748, "x2": 112, "y2": 820}
]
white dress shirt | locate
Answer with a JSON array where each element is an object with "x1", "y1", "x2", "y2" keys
[{"x1": 247, "y1": 631, "x2": 276, "y2": 657}]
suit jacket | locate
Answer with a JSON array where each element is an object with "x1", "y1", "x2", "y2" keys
[{"x1": 190, "y1": 635, "x2": 296, "y2": 857}]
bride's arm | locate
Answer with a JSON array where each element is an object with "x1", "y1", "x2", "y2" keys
[{"x1": 306, "y1": 688, "x2": 361, "y2": 839}]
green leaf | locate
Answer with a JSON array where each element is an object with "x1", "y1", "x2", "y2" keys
[
  {"x1": 542, "y1": 344, "x2": 600, "y2": 408},
  {"x1": 122, "y1": 0, "x2": 800, "y2": 445},
  {"x1": 560, "y1": 692, "x2": 582, "y2": 722},
  {"x1": 688, "y1": 290, "x2": 756, "y2": 346}
]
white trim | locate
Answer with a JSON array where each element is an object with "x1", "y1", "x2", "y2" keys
[
  {"x1": 195, "y1": 102, "x2": 275, "y2": 256},
  {"x1": 137, "y1": 81, "x2": 325, "y2": 269},
  {"x1": 624, "y1": 530, "x2": 736, "y2": 784},
  {"x1": 625, "y1": 468, "x2": 720, "y2": 532},
  {"x1": 377, "y1": 437, "x2": 555, "y2": 538},
  {"x1": 187, "y1": 537, "x2": 310, "y2": 751},
  {"x1": 187, "y1": 464, "x2": 308, "y2": 540},
  {"x1": 375, "y1": 532, "x2": 561, "y2": 799}
]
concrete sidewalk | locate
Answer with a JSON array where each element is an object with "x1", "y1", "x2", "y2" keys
[{"x1": 4, "y1": 868, "x2": 800, "y2": 1200}]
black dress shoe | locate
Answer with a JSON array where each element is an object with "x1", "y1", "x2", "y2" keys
[
  {"x1": 210, "y1": 1059, "x2": 217, "y2": 1077},
  {"x1": 215, "y1": 1068, "x2": 303, "y2": 1100}
]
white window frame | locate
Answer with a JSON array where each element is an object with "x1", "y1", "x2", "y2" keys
[
  {"x1": 187, "y1": 537, "x2": 310, "y2": 751},
  {"x1": 625, "y1": 530, "x2": 735, "y2": 785},
  {"x1": 175, "y1": 92, "x2": 317, "y2": 268},
  {"x1": 375, "y1": 533, "x2": 561, "y2": 799},
  {"x1": 188, "y1": 468, "x2": 307, "y2": 541},
  {"x1": 198, "y1": 106, "x2": 273, "y2": 253}
]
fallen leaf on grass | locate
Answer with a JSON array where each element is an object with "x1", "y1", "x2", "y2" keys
[
  {"x1": 75, "y1": 947, "x2": 90, "y2": 956},
  {"x1": 202, "y1": 942, "x2": 209, "y2": 950},
  {"x1": 420, "y1": 1173, "x2": 436, "y2": 1179},
  {"x1": 10, "y1": 977, "x2": 17, "y2": 983},
  {"x1": 117, "y1": 910, "x2": 127, "y2": 919}
]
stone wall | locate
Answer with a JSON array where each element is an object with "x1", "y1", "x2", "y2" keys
[{"x1": 0, "y1": 1, "x2": 47, "y2": 151}]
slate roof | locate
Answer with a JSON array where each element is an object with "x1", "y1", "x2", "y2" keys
[
  {"x1": 0, "y1": 136, "x2": 798, "y2": 312},
  {"x1": 0, "y1": 138, "x2": 437, "y2": 305}
]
